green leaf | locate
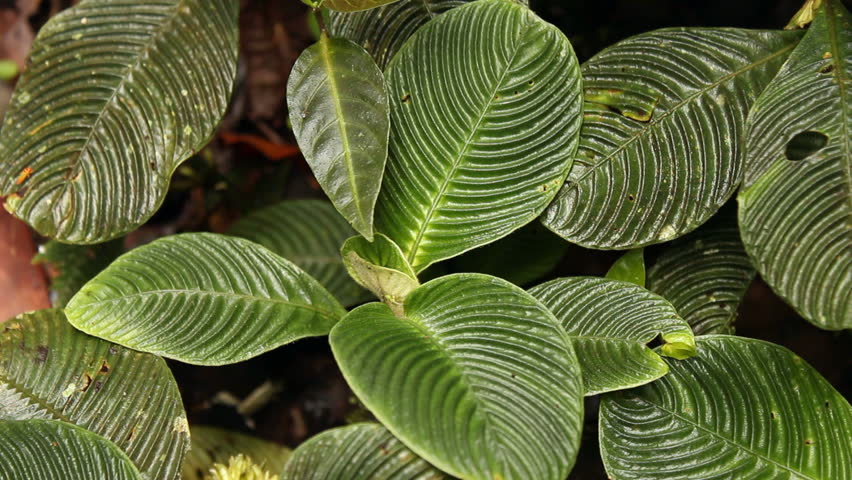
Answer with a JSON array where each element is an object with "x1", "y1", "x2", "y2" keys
[
  {"x1": 182, "y1": 425, "x2": 290, "y2": 480},
  {"x1": 0, "y1": 309, "x2": 188, "y2": 480},
  {"x1": 65, "y1": 233, "x2": 346, "y2": 365},
  {"x1": 323, "y1": 0, "x2": 400, "y2": 12},
  {"x1": 287, "y1": 34, "x2": 389, "y2": 240},
  {"x1": 341, "y1": 233, "x2": 419, "y2": 315},
  {"x1": 227, "y1": 200, "x2": 367, "y2": 307},
  {"x1": 606, "y1": 249, "x2": 645, "y2": 287},
  {"x1": 0, "y1": 0, "x2": 238, "y2": 243},
  {"x1": 330, "y1": 274, "x2": 583, "y2": 480},
  {"x1": 647, "y1": 206, "x2": 755, "y2": 335},
  {"x1": 542, "y1": 28, "x2": 802, "y2": 249},
  {"x1": 739, "y1": 0, "x2": 851, "y2": 331},
  {"x1": 282, "y1": 423, "x2": 447, "y2": 479},
  {"x1": 530, "y1": 277, "x2": 696, "y2": 395},
  {"x1": 599, "y1": 335, "x2": 852, "y2": 479},
  {"x1": 32, "y1": 239, "x2": 124, "y2": 307},
  {"x1": 375, "y1": 0, "x2": 582, "y2": 272},
  {"x1": 0, "y1": 419, "x2": 142, "y2": 480}
]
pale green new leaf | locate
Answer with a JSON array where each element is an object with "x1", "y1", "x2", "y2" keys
[
  {"x1": 542, "y1": 28, "x2": 802, "y2": 249},
  {"x1": 739, "y1": 0, "x2": 851, "y2": 330},
  {"x1": 606, "y1": 249, "x2": 645, "y2": 287},
  {"x1": 0, "y1": 310, "x2": 188, "y2": 480},
  {"x1": 323, "y1": 0, "x2": 400, "y2": 12},
  {"x1": 376, "y1": 0, "x2": 582, "y2": 271},
  {"x1": 599, "y1": 335, "x2": 852, "y2": 479},
  {"x1": 0, "y1": 0, "x2": 238, "y2": 243},
  {"x1": 32, "y1": 239, "x2": 124, "y2": 307},
  {"x1": 282, "y1": 423, "x2": 447, "y2": 479},
  {"x1": 331, "y1": 274, "x2": 583, "y2": 480},
  {"x1": 530, "y1": 277, "x2": 695, "y2": 395},
  {"x1": 65, "y1": 233, "x2": 346, "y2": 365},
  {"x1": 287, "y1": 34, "x2": 389, "y2": 240},
  {"x1": 227, "y1": 200, "x2": 366, "y2": 307},
  {"x1": 182, "y1": 425, "x2": 290, "y2": 480},
  {"x1": 342, "y1": 233, "x2": 419, "y2": 315},
  {"x1": 0, "y1": 419, "x2": 142, "y2": 480}
]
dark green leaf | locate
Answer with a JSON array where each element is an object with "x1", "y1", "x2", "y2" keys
[{"x1": 606, "y1": 249, "x2": 645, "y2": 287}]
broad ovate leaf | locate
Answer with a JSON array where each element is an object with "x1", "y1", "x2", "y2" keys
[
  {"x1": 65, "y1": 233, "x2": 346, "y2": 365},
  {"x1": 0, "y1": 309, "x2": 188, "y2": 480},
  {"x1": 287, "y1": 34, "x2": 389, "y2": 240},
  {"x1": 182, "y1": 425, "x2": 290, "y2": 480},
  {"x1": 341, "y1": 233, "x2": 418, "y2": 315},
  {"x1": 323, "y1": 0, "x2": 400, "y2": 12},
  {"x1": 605, "y1": 249, "x2": 645, "y2": 287},
  {"x1": 0, "y1": 0, "x2": 238, "y2": 243},
  {"x1": 530, "y1": 277, "x2": 695, "y2": 395},
  {"x1": 0, "y1": 419, "x2": 142, "y2": 480},
  {"x1": 330, "y1": 274, "x2": 583, "y2": 480},
  {"x1": 375, "y1": 0, "x2": 582, "y2": 271},
  {"x1": 739, "y1": 0, "x2": 851, "y2": 330},
  {"x1": 282, "y1": 423, "x2": 447, "y2": 479},
  {"x1": 600, "y1": 335, "x2": 852, "y2": 479},
  {"x1": 227, "y1": 200, "x2": 366, "y2": 307},
  {"x1": 543, "y1": 28, "x2": 802, "y2": 249},
  {"x1": 32, "y1": 238, "x2": 123, "y2": 307}
]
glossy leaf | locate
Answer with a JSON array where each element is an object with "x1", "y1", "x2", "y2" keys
[
  {"x1": 647, "y1": 206, "x2": 754, "y2": 335},
  {"x1": 342, "y1": 233, "x2": 419, "y2": 315},
  {"x1": 331, "y1": 274, "x2": 583, "y2": 480},
  {"x1": 739, "y1": 0, "x2": 851, "y2": 330},
  {"x1": 0, "y1": 419, "x2": 142, "y2": 480},
  {"x1": 65, "y1": 233, "x2": 346, "y2": 365},
  {"x1": 0, "y1": 309, "x2": 188, "y2": 480},
  {"x1": 282, "y1": 423, "x2": 447, "y2": 479},
  {"x1": 227, "y1": 200, "x2": 366, "y2": 307},
  {"x1": 287, "y1": 34, "x2": 389, "y2": 240},
  {"x1": 32, "y1": 239, "x2": 123, "y2": 307},
  {"x1": 376, "y1": 0, "x2": 582, "y2": 271},
  {"x1": 606, "y1": 249, "x2": 645, "y2": 287},
  {"x1": 543, "y1": 28, "x2": 802, "y2": 249},
  {"x1": 530, "y1": 277, "x2": 695, "y2": 395},
  {"x1": 182, "y1": 425, "x2": 290, "y2": 480},
  {"x1": 323, "y1": 0, "x2": 400, "y2": 12},
  {"x1": 0, "y1": 0, "x2": 238, "y2": 243},
  {"x1": 600, "y1": 335, "x2": 852, "y2": 479}
]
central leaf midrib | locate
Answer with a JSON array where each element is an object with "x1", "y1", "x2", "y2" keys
[{"x1": 0, "y1": 375, "x2": 73, "y2": 424}]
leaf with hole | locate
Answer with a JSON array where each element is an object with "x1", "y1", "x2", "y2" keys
[
  {"x1": 182, "y1": 425, "x2": 291, "y2": 480},
  {"x1": 0, "y1": 0, "x2": 238, "y2": 243},
  {"x1": 342, "y1": 233, "x2": 419, "y2": 315},
  {"x1": 606, "y1": 249, "x2": 645, "y2": 287},
  {"x1": 0, "y1": 309, "x2": 188, "y2": 480},
  {"x1": 287, "y1": 34, "x2": 389, "y2": 240},
  {"x1": 65, "y1": 233, "x2": 346, "y2": 365},
  {"x1": 32, "y1": 239, "x2": 124, "y2": 307},
  {"x1": 530, "y1": 277, "x2": 695, "y2": 395},
  {"x1": 599, "y1": 335, "x2": 852, "y2": 479},
  {"x1": 330, "y1": 273, "x2": 583, "y2": 480},
  {"x1": 375, "y1": 0, "x2": 582, "y2": 271},
  {"x1": 739, "y1": 0, "x2": 851, "y2": 330},
  {"x1": 542, "y1": 28, "x2": 802, "y2": 249}
]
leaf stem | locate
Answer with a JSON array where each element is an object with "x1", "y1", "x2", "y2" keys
[{"x1": 313, "y1": 7, "x2": 328, "y2": 35}]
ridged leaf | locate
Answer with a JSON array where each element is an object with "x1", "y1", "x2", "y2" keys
[
  {"x1": 606, "y1": 249, "x2": 645, "y2": 287},
  {"x1": 182, "y1": 425, "x2": 290, "y2": 480},
  {"x1": 342, "y1": 233, "x2": 419, "y2": 315},
  {"x1": 330, "y1": 274, "x2": 584, "y2": 480},
  {"x1": 287, "y1": 34, "x2": 389, "y2": 240},
  {"x1": 0, "y1": 0, "x2": 238, "y2": 243},
  {"x1": 739, "y1": 0, "x2": 851, "y2": 330},
  {"x1": 530, "y1": 277, "x2": 696, "y2": 395},
  {"x1": 227, "y1": 200, "x2": 366, "y2": 307},
  {"x1": 65, "y1": 233, "x2": 346, "y2": 365},
  {"x1": 599, "y1": 335, "x2": 852, "y2": 480},
  {"x1": 32, "y1": 239, "x2": 124, "y2": 307},
  {"x1": 647, "y1": 206, "x2": 755, "y2": 335},
  {"x1": 323, "y1": 0, "x2": 400, "y2": 12},
  {"x1": 0, "y1": 309, "x2": 188, "y2": 480},
  {"x1": 375, "y1": 0, "x2": 582, "y2": 271},
  {"x1": 542, "y1": 28, "x2": 802, "y2": 249},
  {"x1": 0, "y1": 419, "x2": 142, "y2": 480},
  {"x1": 282, "y1": 423, "x2": 447, "y2": 479}
]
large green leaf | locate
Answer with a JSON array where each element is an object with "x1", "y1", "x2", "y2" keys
[
  {"x1": 530, "y1": 277, "x2": 695, "y2": 395},
  {"x1": 282, "y1": 423, "x2": 447, "y2": 479},
  {"x1": 227, "y1": 200, "x2": 366, "y2": 307},
  {"x1": 323, "y1": 0, "x2": 400, "y2": 12},
  {"x1": 0, "y1": 309, "x2": 188, "y2": 480},
  {"x1": 542, "y1": 28, "x2": 802, "y2": 249},
  {"x1": 599, "y1": 335, "x2": 852, "y2": 479},
  {"x1": 287, "y1": 34, "x2": 389, "y2": 240},
  {"x1": 182, "y1": 425, "x2": 290, "y2": 480},
  {"x1": 330, "y1": 274, "x2": 584, "y2": 480},
  {"x1": 375, "y1": 0, "x2": 582, "y2": 271},
  {"x1": 647, "y1": 206, "x2": 755, "y2": 335},
  {"x1": 739, "y1": 0, "x2": 851, "y2": 330},
  {"x1": 0, "y1": 0, "x2": 238, "y2": 243},
  {"x1": 32, "y1": 239, "x2": 124, "y2": 307},
  {"x1": 341, "y1": 233, "x2": 419, "y2": 315},
  {"x1": 65, "y1": 233, "x2": 346, "y2": 365},
  {"x1": 0, "y1": 419, "x2": 142, "y2": 480}
]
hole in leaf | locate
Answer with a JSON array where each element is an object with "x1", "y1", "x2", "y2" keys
[
  {"x1": 627, "y1": 194, "x2": 635, "y2": 202},
  {"x1": 401, "y1": 93, "x2": 411, "y2": 104},
  {"x1": 819, "y1": 64, "x2": 834, "y2": 74},
  {"x1": 785, "y1": 131, "x2": 828, "y2": 161}
]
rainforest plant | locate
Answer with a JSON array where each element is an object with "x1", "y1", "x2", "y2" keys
[{"x1": 0, "y1": 0, "x2": 849, "y2": 478}]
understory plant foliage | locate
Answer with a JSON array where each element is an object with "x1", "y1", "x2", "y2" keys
[{"x1": 0, "y1": 0, "x2": 850, "y2": 479}]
